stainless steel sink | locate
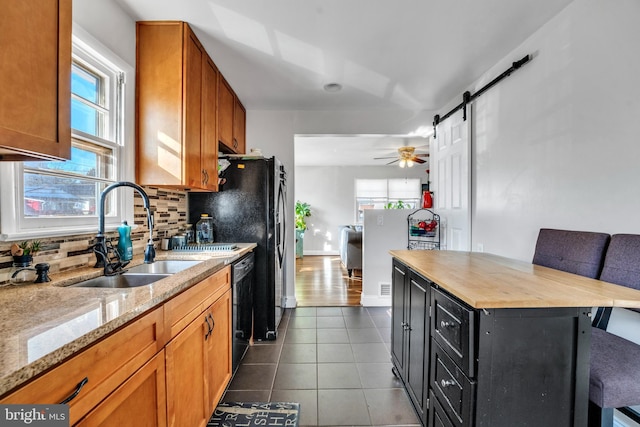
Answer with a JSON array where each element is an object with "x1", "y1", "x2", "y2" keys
[
  {"x1": 125, "y1": 260, "x2": 202, "y2": 274},
  {"x1": 67, "y1": 273, "x2": 170, "y2": 288}
]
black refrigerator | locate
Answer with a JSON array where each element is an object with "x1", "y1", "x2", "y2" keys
[{"x1": 188, "y1": 156, "x2": 287, "y2": 341}]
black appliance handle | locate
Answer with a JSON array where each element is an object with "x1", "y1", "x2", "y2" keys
[{"x1": 276, "y1": 178, "x2": 286, "y2": 264}]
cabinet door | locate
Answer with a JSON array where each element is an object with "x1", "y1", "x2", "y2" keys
[
  {"x1": 183, "y1": 26, "x2": 203, "y2": 190},
  {"x1": 0, "y1": 0, "x2": 71, "y2": 161},
  {"x1": 165, "y1": 313, "x2": 209, "y2": 427},
  {"x1": 136, "y1": 22, "x2": 184, "y2": 187},
  {"x1": 233, "y1": 98, "x2": 246, "y2": 154},
  {"x1": 206, "y1": 289, "x2": 232, "y2": 411},
  {"x1": 391, "y1": 260, "x2": 407, "y2": 373},
  {"x1": 201, "y1": 56, "x2": 219, "y2": 191},
  {"x1": 77, "y1": 351, "x2": 167, "y2": 427},
  {"x1": 217, "y1": 76, "x2": 234, "y2": 150},
  {"x1": 406, "y1": 271, "x2": 429, "y2": 422}
]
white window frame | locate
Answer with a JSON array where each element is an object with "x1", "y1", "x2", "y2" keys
[
  {"x1": 355, "y1": 178, "x2": 421, "y2": 223},
  {"x1": 0, "y1": 25, "x2": 135, "y2": 241}
]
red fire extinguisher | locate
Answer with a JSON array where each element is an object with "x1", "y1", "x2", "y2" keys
[{"x1": 422, "y1": 191, "x2": 433, "y2": 209}]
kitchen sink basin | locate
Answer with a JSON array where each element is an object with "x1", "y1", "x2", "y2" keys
[
  {"x1": 67, "y1": 273, "x2": 170, "y2": 288},
  {"x1": 125, "y1": 260, "x2": 203, "y2": 274}
]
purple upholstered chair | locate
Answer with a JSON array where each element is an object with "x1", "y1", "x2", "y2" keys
[
  {"x1": 532, "y1": 228, "x2": 610, "y2": 278},
  {"x1": 589, "y1": 234, "x2": 640, "y2": 427}
]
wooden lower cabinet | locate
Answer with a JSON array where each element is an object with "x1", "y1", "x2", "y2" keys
[
  {"x1": 165, "y1": 283, "x2": 232, "y2": 427},
  {"x1": 165, "y1": 310, "x2": 210, "y2": 427},
  {"x1": 207, "y1": 290, "x2": 232, "y2": 408},
  {"x1": 77, "y1": 350, "x2": 167, "y2": 427},
  {"x1": 0, "y1": 307, "x2": 164, "y2": 425},
  {"x1": 391, "y1": 259, "x2": 429, "y2": 424},
  {"x1": 0, "y1": 266, "x2": 233, "y2": 427}
]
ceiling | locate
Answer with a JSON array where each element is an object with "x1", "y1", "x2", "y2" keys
[
  {"x1": 114, "y1": 0, "x2": 574, "y2": 164},
  {"x1": 295, "y1": 135, "x2": 430, "y2": 167}
]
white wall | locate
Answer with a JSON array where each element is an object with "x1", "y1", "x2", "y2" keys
[
  {"x1": 465, "y1": 0, "x2": 640, "y2": 260},
  {"x1": 74, "y1": 0, "x2": 136, "y2": 65},
  {"x1": 362, "y1": 209, "x2": 411, "y2": 306},
  {"x1": 294, "y1": 165, "x2": 427, "y2": 255}
]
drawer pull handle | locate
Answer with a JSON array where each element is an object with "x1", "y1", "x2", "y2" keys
[
  {"x1": 204, "y1": 315, "x2": 213, "y2": 340},
  {"x1": 59, "y1": 377, "x2": 89, "y2": 404},
  {"x1": 441, "y1": 379, "x2": 457, "y2": 388},
  {"x1": 208, "y1": 313, "x2": 215, "y2": 331},
  {"x1": 440, "y1": 320, "x2": 455, "y2": 329}
]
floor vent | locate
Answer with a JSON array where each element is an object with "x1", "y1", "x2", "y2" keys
[{"x1": 379, "y1": 282, "x2": 391, "y2": 297}]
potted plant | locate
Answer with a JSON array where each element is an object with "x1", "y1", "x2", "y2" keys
[
  {"x1": 10, "y1": 240, "x2": 41, "y2": 264},
  {"x1": 295, "y1": 201, "x2": 311, "y2": 258}
]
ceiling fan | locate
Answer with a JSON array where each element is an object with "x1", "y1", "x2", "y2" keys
[{"x1": 374, "y1": 146, "x2": 429, "y2": 167}]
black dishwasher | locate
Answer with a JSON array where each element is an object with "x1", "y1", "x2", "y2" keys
[{"x1": 231, "y1": 252, "x2": 254, "y2": 373}]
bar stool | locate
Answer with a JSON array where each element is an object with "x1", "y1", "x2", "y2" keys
[
  {"x1": 589, "y1": 234, "x2": 640, "y2": 427},
  {"x1": 532, "y1": 228, "x2": 610, "y2": 278}
]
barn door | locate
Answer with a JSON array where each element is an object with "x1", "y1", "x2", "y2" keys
[{"x1": 430, "y1": 109, "x2": 471, "y2": 251}]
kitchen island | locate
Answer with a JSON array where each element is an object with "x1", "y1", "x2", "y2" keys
[{"x1": 389, "y1": 250, "x2": 640, "y2": 427}]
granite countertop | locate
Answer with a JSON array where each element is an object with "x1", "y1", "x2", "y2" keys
[{"x1": 0, "y1": 243, "x2": 256, "y2": 397}]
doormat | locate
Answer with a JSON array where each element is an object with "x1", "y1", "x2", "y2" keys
[{"x1": 207, "y1": 402, "x2": 300, "y2": 427}]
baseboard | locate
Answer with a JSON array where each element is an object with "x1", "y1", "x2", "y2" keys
[
  {"x1": 282, "y1": 295, "x2": 297, "y2": 308},
  {"x1": 360, "y1": 294, "x2": 392, "y2": 307},
  {"x1": 302, "y1": 250, "x2": 340, "y2": 256}
]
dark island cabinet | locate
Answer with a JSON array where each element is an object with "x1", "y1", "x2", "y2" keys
[
  {"x1": 391, "y1": 259, "x2": 430, "y2": 424},
  {"x1": 391, "y1": 256, "x2": 591, "y2": 427}
]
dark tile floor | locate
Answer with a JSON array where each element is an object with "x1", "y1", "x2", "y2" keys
[{"x1": 222, "y1": 306, "x2": 421, "y2": 426}]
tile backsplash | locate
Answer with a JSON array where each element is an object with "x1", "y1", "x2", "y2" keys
[{"x1": 0, "y1": 186, "x2": 189, "y2": 285}]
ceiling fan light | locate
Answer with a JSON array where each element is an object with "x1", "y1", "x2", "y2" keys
[
  {"x1": 399, "y1": 159, "x2": 407, "y2": 168},
  {"x1": 407, "y1": 159, "x2": 414, "y2": 167}
]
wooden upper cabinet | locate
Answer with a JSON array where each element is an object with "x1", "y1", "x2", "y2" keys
[
  {"x1": 233, "y1": 97, "x2": 246, "y2": 154},
  {"x1": 217, "y1": 75, "x2": 234, "y2": 151},
  {"x1": 201, "y1": 57, "x2": 218, "y2": 191},
  {"x1": 0, "y1": 0, "x2": 71, "y2": 161},
  {"x1": 136, "y1": 21, "x2": 218, "y2": 191},
  {"x1": 218, "y1": 75, "x2": 246, "y2": 154}
]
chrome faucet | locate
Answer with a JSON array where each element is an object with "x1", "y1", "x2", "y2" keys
[{"x1": 94, "y1": 182, "x2": 155, "y2": 275}]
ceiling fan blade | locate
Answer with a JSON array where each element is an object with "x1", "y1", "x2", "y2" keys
[
  {"x1": 374, "y1": 156, "x2": 399, "y2": 160},
  {"x1": 386, "y1": 159, "x2": 399, "y2": 165},
  {"x1": 414, "y1": 153, "x2": 430, "y2": 158},
  {"x1": 412, "y1": 157, "x2": 427, "y2": 164}
]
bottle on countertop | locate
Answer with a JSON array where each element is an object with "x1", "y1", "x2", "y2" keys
[
  {"x1": 196, "y1": 214, "x2": 214, "y2": 244},
  {"x1": 117, "y1": 220, "x2": 133, "y2": 261}
]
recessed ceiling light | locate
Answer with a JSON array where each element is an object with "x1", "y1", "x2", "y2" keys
[{"x1": 323, "y1": 83, "x2": 342, "y2": 92}]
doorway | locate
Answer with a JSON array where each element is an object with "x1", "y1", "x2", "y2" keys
[{"x1": 293, "y1": 134, "x2": 429, "y2": 306}]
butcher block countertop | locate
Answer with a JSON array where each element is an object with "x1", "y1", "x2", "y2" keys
[{"x1": 390, "y1": 250, "x2": 640, "y2": 309}]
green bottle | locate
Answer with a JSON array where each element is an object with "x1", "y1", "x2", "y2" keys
[{"x1": 117, "y1": 221, "x2": 133, "y2": 261}]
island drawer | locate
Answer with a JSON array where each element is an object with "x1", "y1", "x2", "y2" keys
[
  {"x1": 429, "y1": 390, "x2": 455, "y2": 427},
  {"x1": 430, "y1": 340, "x2": 475, "y2": 427},
  {"x1": 431, "y1": 286, "x2": 476, "y2": 377}
]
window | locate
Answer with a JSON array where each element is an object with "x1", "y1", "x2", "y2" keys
[
  {"x1": 355, "y1": 178, "x2": 421, "y2": 222},
  {"x1": 0, "y1": 30, "x2": 134, "y2": 240}
]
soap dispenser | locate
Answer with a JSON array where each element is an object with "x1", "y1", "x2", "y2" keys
[{"x1": 117, "y1": 221, "x2": 133, "y2": 261}]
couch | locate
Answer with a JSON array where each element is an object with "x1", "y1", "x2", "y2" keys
[{"x1": 339, "y1": 225, "x2": 362, "y2": 277}]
